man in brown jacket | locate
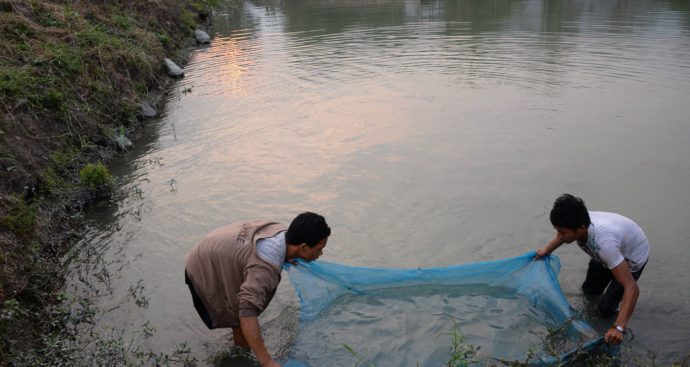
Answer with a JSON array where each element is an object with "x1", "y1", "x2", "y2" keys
[{"x1": 185, "y1": 212, "x2": 330, "y2": 367}]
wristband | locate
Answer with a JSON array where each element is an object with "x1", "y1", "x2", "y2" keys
[{"x1": 614, "y1": 325, "x2": 625, "y2": 334}]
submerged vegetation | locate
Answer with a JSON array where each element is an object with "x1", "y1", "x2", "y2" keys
[
  {"x1": 0, "y1": 0, "x2": 220, "y2": 364},
  {"x1": 341, "y1": 315, "x2": 688, "y2": 367},
  {"x1": 445, "y1": 317, "x2": 481, "y2": 367},
  {"x1": 341, "y1": 317, "x2": 481, "y2": 367}
]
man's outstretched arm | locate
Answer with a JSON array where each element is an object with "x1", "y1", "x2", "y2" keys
[
  {"x1": 239, "y1": 316, "x2": 281, "y2": 367},
  {"x1": 535, "y1": 235, "x2": 564, "y2": 259},
  {"x1": 604, "y1": 261, "x2": 639, "y2": 345}
]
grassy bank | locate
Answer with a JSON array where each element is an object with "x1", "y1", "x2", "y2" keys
[{"x1": 0, "y1": 0, "x2": 219, "y2": 364}]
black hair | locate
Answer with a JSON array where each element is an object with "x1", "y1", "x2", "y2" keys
[
  {"x1": 286, "y1": 212, "x2": 331, "y2": 247},
  {"x1": 549, "y1": 194, "x2": 591, "y2": 230}
]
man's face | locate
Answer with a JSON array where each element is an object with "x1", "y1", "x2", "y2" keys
[
  {"x1": 299, "y1": 237, "x2": 328, "y2": 262},
  {"x1": 554, "y1": 226, "x2": 585, "y2": 244}
]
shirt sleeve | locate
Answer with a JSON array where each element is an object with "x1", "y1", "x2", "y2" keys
[{"x1": 237, "y1": 262, "x2": 281, "y2": 317}]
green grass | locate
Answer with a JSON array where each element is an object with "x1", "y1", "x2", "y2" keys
[
  {"x1": 44, "y1": 43, "x2": 86, "y2": 75},
  {"x1": 37, "y1": 168, "x2": 61, "y2": 196},
  {"x1": 0, "y1": 194, "x2": 37, "y2": 239},
  {"x1": 445, "y1": 317, "x2": 480, "y2": 367},
  {"x1": 49, "y1": 146, "x2": 80, "y2": 174},
  {"x1": 79, "y1": 162, "x2": 113, "y2": 192},
  {"x1": 111, "y1": 14, "x2": 135, "y2": 30}
]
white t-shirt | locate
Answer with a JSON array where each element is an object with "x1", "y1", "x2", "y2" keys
[
  {"x1": 255, "y1": 231, "x2": 286, "y2": 268},
  {"x1": 577, "y1": 211, "x2": 649, "y2": 272}
]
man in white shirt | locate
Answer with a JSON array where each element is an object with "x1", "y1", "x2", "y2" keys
[{"x1": 535, "y1": 194, "x2": 649, "y2": 345}]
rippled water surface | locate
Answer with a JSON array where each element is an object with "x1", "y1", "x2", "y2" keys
[
  {"x1": 290, "y1": 285, "x2": 592, "y2": 366},
  {"x1": 69, "y1": 0, "x2": 690, "y2": 365}
]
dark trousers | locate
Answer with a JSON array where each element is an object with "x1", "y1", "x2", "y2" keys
[
  {"x1": 581, "y1": 259, "x2": 646, "y2": 317},
  {"x1": 185, "y1": 270, "x2": 214, "y2": 329}
]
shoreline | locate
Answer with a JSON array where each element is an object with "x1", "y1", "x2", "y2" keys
[{"x1": 0, "y1": 0, "x2": 221, "y2": 364}]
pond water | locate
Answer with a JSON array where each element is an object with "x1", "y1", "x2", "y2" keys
[
  {"x1": 289, "y1": 284, "x2": 592, "y2": 366},
  {"x1": 68, "y1": 0, "x2": 690, "y2": 365}
]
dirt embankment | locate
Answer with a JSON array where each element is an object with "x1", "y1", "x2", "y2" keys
[{"x1": 0, "y1": 0, "x2": 218, "y2": 363}]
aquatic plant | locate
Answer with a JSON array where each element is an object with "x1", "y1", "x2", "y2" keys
[
  {"x1": 341, "y1": 317, "x2": 481, "y2": 367},
  {"x1": 343, "y1": 343, "x2": 377, "y2": 367},
  {"x1": 445, "y1": 317, "x2": 481, "y2": 367}
]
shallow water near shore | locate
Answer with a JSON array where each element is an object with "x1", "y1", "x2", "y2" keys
[
  {"x1": 67, "y1": 0, "x2": 690, "y2": 364},
  {"x1": 289, "y1": 285, "x2": 594, "y2": 366}
]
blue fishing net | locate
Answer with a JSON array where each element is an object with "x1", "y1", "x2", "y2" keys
[{"x1": 283, "y1": 252, "x2": 603, "y2": 366}]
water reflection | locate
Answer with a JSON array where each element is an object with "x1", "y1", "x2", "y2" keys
[{"x1": 226, "y1": 0, "x2": 690, "y2": 97}]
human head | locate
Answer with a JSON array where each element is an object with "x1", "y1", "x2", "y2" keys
[
  {"x1": 550, "y1": 194, "x2": 590, "y2": 243},
  {"x1": 286, "y1": 212, "x2": 331, "y2": 261}
]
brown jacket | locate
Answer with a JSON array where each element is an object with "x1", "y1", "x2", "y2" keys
[{"x1": 185, "y1": 220, "x2": 287, "y2": 328}]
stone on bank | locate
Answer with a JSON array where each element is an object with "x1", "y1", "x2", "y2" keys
[
  {"x1": 140, "y1": 102, "x2": 158, "y2": 118},
  {"x1": 195, "y1": 29, "x2": 211, "y2": 44},
  {"x1": 164, "y1": 58, "x2": 184, "y2": 78}
]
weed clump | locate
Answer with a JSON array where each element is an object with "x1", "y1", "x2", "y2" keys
[
  {"x1": 0, "y1": 194, "x2": 37, "y2": 239},
  {"x1": 79, "y1": 162, "x2": 113, "y2": 196},
  {"x1": 445, "y1": 318, "x2": 480, "y2": 367}
]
